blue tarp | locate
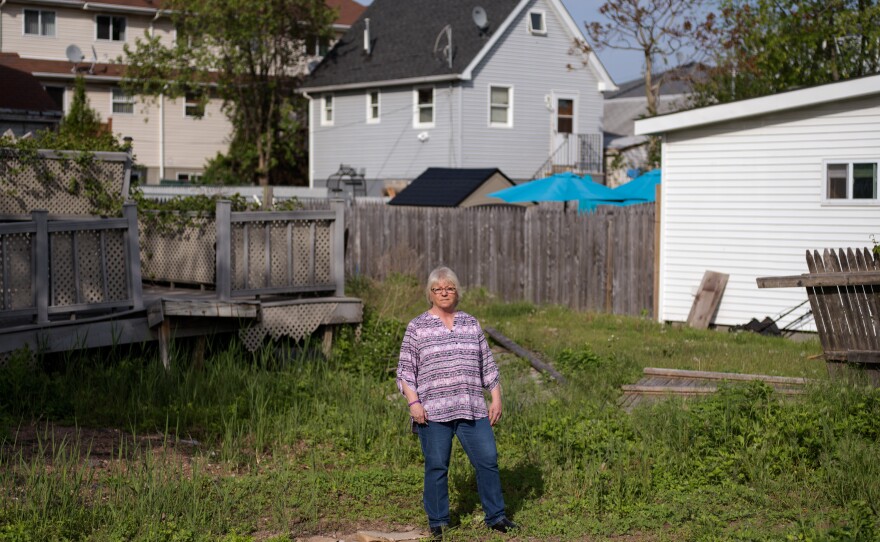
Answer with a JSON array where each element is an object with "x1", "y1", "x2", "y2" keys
[
  {"x1": 578, "y1": 169, "x2": 661, "y2": 212},
  {"x1": 487, "y1": 171, "x2": 617, "y2": 203}
]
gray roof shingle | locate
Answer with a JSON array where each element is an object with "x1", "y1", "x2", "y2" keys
[{"x1": 303, "y1": 0, "x2": 520, "y2": 89}]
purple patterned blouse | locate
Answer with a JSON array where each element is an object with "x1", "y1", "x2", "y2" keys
[{"x1": 396, "y1": 310, "x2": 500, "y2": 422}]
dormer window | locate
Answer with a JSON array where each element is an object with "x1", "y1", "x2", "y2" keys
[{"x1": 528, "y1": 11, "x2": 546, "y2": 35}]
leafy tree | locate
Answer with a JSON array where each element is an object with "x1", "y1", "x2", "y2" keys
[
  {"x1": 46, "y1": 76, "x2": 126, "y2": 152},
  {"x1": 581, "y1": 0, "x2": 717, "y2": 117},
  {"x1": 574, "y1": 0, "x2": 716, "y2": 167},
  {"x1": 693, "y1": 0, "x2": 880, "y2": 104},
  {"x1": 122, "y1": 0, "x2": 336, "y2": 186}
]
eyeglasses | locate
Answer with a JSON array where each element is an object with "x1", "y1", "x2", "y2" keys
[{"x1": 431, "y1": 287, "x2": 457, "y2": 295}]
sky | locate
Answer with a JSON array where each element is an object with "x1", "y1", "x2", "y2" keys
[{"x1": 351, "y1": 0, "x2": 646, "y2": 85}]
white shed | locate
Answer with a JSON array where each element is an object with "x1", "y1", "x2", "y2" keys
[{"x1": 635, "y1": 75, "x2": 880, "y2": 331}]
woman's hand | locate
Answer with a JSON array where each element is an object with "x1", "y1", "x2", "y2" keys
[
  {"x1": 488, "y1": 399, "x2": 502, "y2": 426},
  {"x1": 489, "y1": 386, "x2": 503, "y2": 426},
  {"x1": 410, "y1": 402, "x2": 428, "y2": 425}
]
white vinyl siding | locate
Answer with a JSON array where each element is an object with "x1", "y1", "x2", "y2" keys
[
  {"x1": 413, "y1": 87, "x2": 434, "y2": 128},
  {"x1": 488, "y1": 85, "x2": 512, "y2": 128},
  {"x1": 111, "y1": 87, "x2": 134, "y2": 114},
  {"x1": 24, "y1": 9, "x2": 55, "y2": 37},
  {"x1": 366, "y1": 90, "x2": 380, "y2": 123},
  {"x1": 657, "y1": 94, "x2": 880, "y2": 332}
]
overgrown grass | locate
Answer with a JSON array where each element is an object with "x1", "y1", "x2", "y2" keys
[{"x1": 2, "y1": 275, "x2": 879, "y2": 541}]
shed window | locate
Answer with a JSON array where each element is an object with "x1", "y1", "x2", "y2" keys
[
  {"x1": 414, "y1": 87, "x2": 434, "y2": 127},
  {"x1": 24, "y1": 9, "x2": 55, "y2": 36},
  {"x1": 826, "y1": 162, "x2": 878, "y2": 201},
  {"x1": 97, "y1": 15, "x2": 126, "y2": 41}
]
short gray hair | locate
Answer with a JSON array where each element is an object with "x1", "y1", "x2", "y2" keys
[{"x1": 425, "y1": 266, "x2": 461, "y2": 307}]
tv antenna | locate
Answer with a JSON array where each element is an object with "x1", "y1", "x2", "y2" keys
[
  {"x1": 472, "y1": 6, "x2": 489, "y2": 35},
  {"x1": 89, "y1": 45, "x2": 98, "y2": 74},
  {"x1": 433, "y1": 24, "x2": 453, "y2": 68},
  {"x1": 65, "y1": 44, "x2": 84, "y2": 73}
]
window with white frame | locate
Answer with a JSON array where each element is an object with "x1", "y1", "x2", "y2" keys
[
  {"x1": 367, "y1": 90, "x2": 380, "y2": 123},
  {"x1": 825, "y1": 161, "x2": 879, "y2": 201},
  {"x1": 322, "y1": 94, "x2": 334, "y2": 125},
  {"x1": 414, "y1": 87, "x2": 434, "y2": 127},
  {"x1": 489, "y1": 86, "x2": 512, "y2": 127},
  {"x1": 112, "y1": 87, "x2": 134, "y2": 114},
  {"x1": 96, "y1": 15, "x2": 126, "y2": 41},
  {"x1": 176, "y1": 172, "x2": 202, "y2": 183},
  {"x1": 24, "y1": 9, "x2": 55, "y2": 37},
  {"x1": 184, "y1": 92, "x2": 204, "y2": 118},
  {"x1": 528, "y1": 11, "x2": 546, "y2": 35}
]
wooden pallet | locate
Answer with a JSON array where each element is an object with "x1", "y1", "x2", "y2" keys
[{"x1": 619, "y1": 367, "x2": 809, "y2": 410}]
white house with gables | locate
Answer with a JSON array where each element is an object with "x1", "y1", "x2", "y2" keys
[
  {"x1": 301, "y1": 0, "x2": 615, "y2": 195},
  {"x1": 636, "y1": 74, "x2": 880, "y2": 331}
]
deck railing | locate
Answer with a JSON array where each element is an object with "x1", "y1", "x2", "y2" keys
[
  {"x1": 216, "y1": 200, "x2": 345, "y2": 300},
  {"x1": 0, "y1": 203, "x2": 143, "y2": 324}
]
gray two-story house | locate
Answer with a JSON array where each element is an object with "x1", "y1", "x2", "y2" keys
[{"x1": 301, "y1": 0, "x2": 616, "y2": 196}]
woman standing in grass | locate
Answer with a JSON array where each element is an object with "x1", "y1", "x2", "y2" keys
[{"x1": 396, "y1": 266, "x2": 519, "y2": 539}]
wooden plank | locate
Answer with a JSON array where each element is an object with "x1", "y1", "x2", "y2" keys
[
  {"x1": 642, "y1": 367, "x2": 809, "y2": 385},
  {"x1": 806, "y1": 250, "x2": 835, "y2": 356},
  {"x1": 757, "y1": 271, "x2": 880, "y2": 288},
  {"x1": 854, "y1": 248, "x2": 880, "y2": 351},
  {"x1": 843, "y1": 248, "x2": 871, "y2": 352},
  {"x1": 483, "y1": 326, "x2": 566, "y2": 384},
  {"x1": 686, "y1": 270, "x2": 729, "y2": 329},
  {"x1": 820, "y1": 249, "x2": 848, "y2": 359}
]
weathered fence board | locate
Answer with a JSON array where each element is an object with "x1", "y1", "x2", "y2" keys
[{"x1": 344, "y1": 201, "x2": 655, "y2": 316}]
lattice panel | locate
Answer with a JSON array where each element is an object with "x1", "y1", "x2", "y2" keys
[
  {"x1": 246, "y1": 223, "x2": 268, "y2": 289},
  {"x1": 239, "y1": 303, "x2": 338, "y2": 351},
  {"x1": 103, "y1": 230, "x2": 128, "y2": 301},
  {"x1": 269, "y1": 222, "x2": 288, "y2": 288},
  {"x1": 139, "y1": 218, "x2": 216, "y2": 284},
  {"x1": 0, "y1": 153, "x2": 126, "y2": 215},
  {"x1": 50, "y1": 232, "x2": 76, "y2": 306},
  {"x1": 314, "y1": 221, "x2": 332, "y2": 284},
  {"x1": 0, "y1": 233, "x2": 34, "y2": 311},
  {"x1": 77, "y1": 231, "x2": 104, "y2": 303},
  {"x1": 231, "y1": 224, "x2": 244, "y2": 288},
  {"x1": 292, "y1": 221, "x2": 311, "y2": 286}
]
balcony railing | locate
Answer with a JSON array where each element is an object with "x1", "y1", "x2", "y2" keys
[{"x1": 532, "y1": 133, "x2": 604, "y2": 180}]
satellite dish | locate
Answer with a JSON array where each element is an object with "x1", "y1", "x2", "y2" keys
[
  {"x1": 65, "y1": 44, "x2": 84, "y2": 63},
  {"x1": 472, "y1": 6, "x2": 489, "y2": 31}
]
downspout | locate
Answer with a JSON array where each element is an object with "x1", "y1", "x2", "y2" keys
[
  {"x1": 159, "y1": 92, "x2": 165, "y2": 181},
  {"x1": 303, "y1": 91, "x2": 314, "y2": 188},
  {"x1": 0, "y1": 0, "x2": 7, "y2": 52}
]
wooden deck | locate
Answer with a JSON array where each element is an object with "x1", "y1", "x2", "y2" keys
[{"x1": 619, "y1": 367, "x2": 810, "y2": 411}]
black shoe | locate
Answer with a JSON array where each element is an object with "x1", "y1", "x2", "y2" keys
[
  {"x1": 489, "y1": 517, "x2": 520, "y2": 533},
  {"x1": 429, "y1": 525, "x2": 445, "y2": 541}
]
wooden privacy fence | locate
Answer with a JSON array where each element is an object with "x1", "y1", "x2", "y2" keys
[
  {"x1": 758, "y1": 248, "x2": 880, "y2": 384},
  {"x1": 345, "y1": 201, "x2": 655, "y2": 315}
]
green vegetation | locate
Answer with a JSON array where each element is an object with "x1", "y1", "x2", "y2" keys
[{"x1": 3, "y1": 277, "x2": 880, "y2": 541}]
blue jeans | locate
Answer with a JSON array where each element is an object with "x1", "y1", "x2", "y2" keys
[{"x1": 416, "y1": 417, "x2": 507, "y2": 528}]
